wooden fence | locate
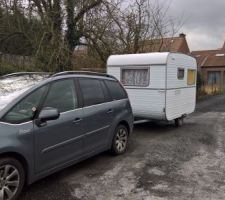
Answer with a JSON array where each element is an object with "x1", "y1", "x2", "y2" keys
[{"x1": 0, "y1": 53, "x2": 35, "y2": 75}]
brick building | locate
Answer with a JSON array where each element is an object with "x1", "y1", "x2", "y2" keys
[
  {"x1": 192, "y1": 42, "x2": 225, "y2": 91},
  {"x1": 139, "y1": 33, "x2": 190, "y2": 54},
  {"x1": 73, "y1": 33, "x2": 191, "y2": 72}
]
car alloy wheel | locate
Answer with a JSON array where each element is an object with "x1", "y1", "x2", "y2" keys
[
  {"x1": 0, "y1": 164, "x2": 20, "y2": 200},
  {"x1": 115, "y1": 126, "x2": 128, "y2": 153}
]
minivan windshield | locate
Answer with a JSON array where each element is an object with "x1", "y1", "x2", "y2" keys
[{"x1": 0, "y1": 73, "x2": 49, "y2": 111}]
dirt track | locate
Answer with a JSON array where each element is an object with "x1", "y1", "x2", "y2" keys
[{"x1": 20, "y1": 95, "x2": 225, "y2": 200}]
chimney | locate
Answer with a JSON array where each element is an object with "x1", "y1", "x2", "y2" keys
[
  {"x1": 179, "y1": 33, "x2": 186, "y2": 38},
  {"x1": 222, "y1": 41, "x2": 225, "y2": 50}
]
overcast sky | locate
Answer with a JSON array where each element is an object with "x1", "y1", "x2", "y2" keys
[{"x1": 158, "y1": 0, "x2": 225, "y2": 51}]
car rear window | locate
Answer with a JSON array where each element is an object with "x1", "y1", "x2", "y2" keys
[
  {"x1": 104, "y1": 80, "x2": 127, "y2": 100},
  {"x1": 79, "y1": 78, "x2": 105, "y2": 107}
]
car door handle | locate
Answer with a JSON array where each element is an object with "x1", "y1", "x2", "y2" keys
[
  {"x1": 73, "y1": 118, "x2": 83, "y2": 124},
  {"x1": 106, "y1": 109, "x2": 114, "y2": 114}
]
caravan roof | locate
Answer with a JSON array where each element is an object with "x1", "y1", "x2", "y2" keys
[{"x1": 107, "y1": 52, "x2": 171, "y2": 66}]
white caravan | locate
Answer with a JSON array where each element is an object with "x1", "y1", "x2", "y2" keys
[{"x1": 107, "y1": 52, "x2": 197, "y2": 126}]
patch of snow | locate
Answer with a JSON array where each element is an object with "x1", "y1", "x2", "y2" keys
[
  {"x1": 0, "y1": 74, "x2": 48, "y2": 111},
  {"x1": 151, "y1": 182, "x2": 168, "y2": 191},
  {"x1": 134, "y1": 161, "x2": 146, "y2": 169},
  {"x1": 148, "y1": 168, "x2": 166, "y2": 176},
  {"x1": 175, "y1": 112, "x2": 225, "y2": 200},
  {"x1": 0, "y1": 88, "x2": 30, "y2": 110},
  {"x1": 72, "y1": 188, "x2": 84, "y2": 199}
]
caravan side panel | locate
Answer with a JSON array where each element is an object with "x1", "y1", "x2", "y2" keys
[
  {"x1": 107, "y1": 67, "x2": 120, "y2": 80},
  {"x1": 166, "y1": 88, "x2": 196, "y2": 120},
  {"x1": 107, "y1": 65, "x2": 166, "y2": 120},
  {"x1": 126, "y1": 89, "x2": 166, "y2": 120},
  {"x1": 166, "y1": 54, "x2": 197, "y2": 120}
]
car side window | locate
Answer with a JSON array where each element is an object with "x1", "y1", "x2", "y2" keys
[
  {"x1": 104, "y1": 80, "x2": 128, "y2": 100},
  {"x1": 2, "y1": 86, "x2": 48, "y2": 124},
  {"x1": 42, "y1": 79, "x2": 78, "y2": 113},
  {"x1": 79, "y1": 78, "x2": 105, "y2": 107},
  {"x1": 100, "y1": 81, "x2": 112, "y2": 102}
]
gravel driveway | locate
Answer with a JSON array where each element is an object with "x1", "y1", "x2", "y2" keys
[{"x1": 19, "y1": 95, "x2": 225, "y2": 200}]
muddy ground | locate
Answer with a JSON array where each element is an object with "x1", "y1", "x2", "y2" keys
[{"x1": 20, "y1": 95, "x2": 225, "y2": 200}]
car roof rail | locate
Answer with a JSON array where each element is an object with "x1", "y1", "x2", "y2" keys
[
  {"x1": 0, "y1": 72, "x2": 50, "y2": 79},
  {"x1": 52, "y1": 71, "x2": 116, "y2": 79}
]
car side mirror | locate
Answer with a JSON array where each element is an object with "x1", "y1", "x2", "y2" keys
[{"x1": 38, "y1": 107, "x2": 60, "y2": 122}]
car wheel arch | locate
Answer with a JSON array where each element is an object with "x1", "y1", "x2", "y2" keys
[
  {"x1": 118, "y1": 120, "x2": 130, "y2": 135},
  {"x1": 0, "y1": 152, "x2": 29, "y2": 183}
]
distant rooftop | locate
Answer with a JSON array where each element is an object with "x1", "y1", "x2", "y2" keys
[
  {"x1": 192, "y1": 42, "x2": 225, "y2": 67},
  {"x1": 139, "y1": 33, "x2": 190, "y2": 55}
]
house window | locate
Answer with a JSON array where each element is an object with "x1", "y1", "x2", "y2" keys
[
  {"x1": 177, "y1": 68, "x2": 185, "y2": 80},
  {"x1": 207, "y1": 71, "x2": 221, "y2": 85},
  {"x1": 187, "y1": 69, "x2": 197, "y2": 85},
  {"x1": 121, "y1": 68, "x2": 149, "y2": 87},
  {"x1": 223, "y1": 72, "x2": 225, "y2": 85}
]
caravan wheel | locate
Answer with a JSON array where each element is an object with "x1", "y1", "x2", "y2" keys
[{"x1": 175, "y1": 117, "x2": 184, "y2": 127}]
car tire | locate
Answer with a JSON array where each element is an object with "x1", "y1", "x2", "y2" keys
[
  {"x1": 175, "y1": 117, "x2": 184, "y2": 127},
  {"x1": 111, "y1": 124, "x2": 129, "y2": 155},
  {"x1": 0, "y1": 157, "x2": 25, "y2": 200}
]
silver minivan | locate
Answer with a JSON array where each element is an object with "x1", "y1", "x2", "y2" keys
[{"x1": 0, "y1": 72, "x2": 133, "y2": 200}]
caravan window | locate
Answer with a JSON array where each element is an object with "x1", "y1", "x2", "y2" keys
[
  {"x1": 177, "y1": 68, "x2": 185, "y2": 80},
  {"x1": 121, "y1": 68, "x2": 149, "y2": 87},
  {"x1": 187, "y1": 69, "x2": 196, "y2": 85}
]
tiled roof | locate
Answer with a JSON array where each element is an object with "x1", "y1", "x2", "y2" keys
[
  {"x1": 192, "y1": 49, "x2": 223, "y2": 56},
  {"x1": 139, "y1": 34, "x2": 190, "y2": 54},
  {"x1": 202, "y1": 55, "x2": 225, "y2": 67},
  {"x1": 191, "y1": 43, "x2": 225, "y2": 68}
]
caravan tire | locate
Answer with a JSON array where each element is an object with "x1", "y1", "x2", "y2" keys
[{"x1": 175, "y1": 117, "x2": 184, "y2": 127}]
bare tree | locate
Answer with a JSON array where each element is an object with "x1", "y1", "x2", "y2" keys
[
  {"x1": 65, "y1": 0, "x2": 103, "y2": 51},
  {"x1": 0, "y1": 0, "x2": 104, "y2": 72},
  {"x1": 82, "y1": 0, "x2": 180, "y2": 66},
  {"x1": 0, "y1": 0, "x2": 181, "y2": 73}
]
